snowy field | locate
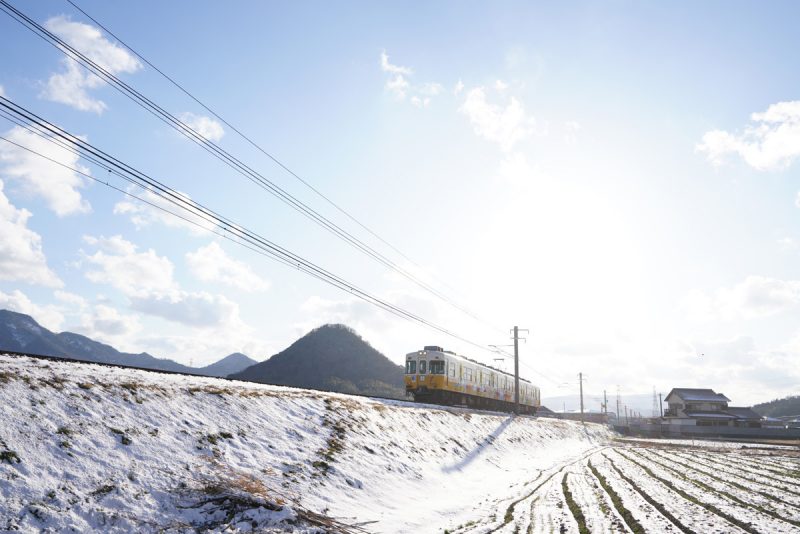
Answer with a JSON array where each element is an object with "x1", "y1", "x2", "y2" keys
[
  {"x1": 0, "y1": 354, "x2": 612, "y2": 533},
  {"x1": 487, "y1": 438, "x2": 800, "y2": 534},
  {"x1": 4, "y1": 354, "x2": 798, "y2": 533}
]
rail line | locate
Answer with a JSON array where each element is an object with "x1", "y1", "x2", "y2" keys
[{"x1": 0, "y1": 349, "x2": 540, "y2": 416}]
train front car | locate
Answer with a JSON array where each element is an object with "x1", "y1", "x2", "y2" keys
[{"x1": 404, "y1": 346, "x2": 539, "y2": 414}]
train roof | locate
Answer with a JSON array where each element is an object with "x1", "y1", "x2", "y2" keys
[{"x1": 406, "y1": 346, "x2": 534, "y2": 385}]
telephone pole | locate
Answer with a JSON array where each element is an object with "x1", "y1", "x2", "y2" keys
[
  {"x1": 616, "y1": 385, "x2": 621, "y2": 423},
  {"x1": 603, "y1": 390, "x2": 608, "y2": 415},
  {"x1": 578, "y1": 372, "x2": 585, "y2": 423},
  {"x1": 652, "y1": 387, "x2": 659, "y2": 418},
  {"x1": 511, "y1": 326, "x2": 528, "y2": 415},
  {"x1": 513, "y1": 326, "x2": 520, "y2": 414},
  {"x1": 659, "y1": 392, "x2": 663, "y2": 417}
]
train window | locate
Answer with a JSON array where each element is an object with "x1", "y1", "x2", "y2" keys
[
  {"x1": 448, "y1": 363, "x2": 455, "y2": 377},
  {"x1": 429, "y1": 361, "x2": 445, "y2": 374},
  {"x1": 419, "y1": 360, "x2": 427, "y2": 374},
  {"x1": 405, "y1": 360, "x2": 416, "y2": 374}
]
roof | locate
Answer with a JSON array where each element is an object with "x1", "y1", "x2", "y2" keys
[
  {"x1": 665, "y1": 388, "x2": 731, "y2": 403},
  {"x1": 725, "y1": 407, "x2": 762, "y2": 420},
  {"x1": 684, "y1": 411, "x2": 737, "y2": 419}
]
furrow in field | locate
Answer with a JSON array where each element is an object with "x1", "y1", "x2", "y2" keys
[
  {"x1": 564, "y1": 462, "x2": 631, "y2": 533},
  {"x1": 526, "y1": 474, "x2": 577, "y2": 534},
  {"x1": 607, "y1": 449, "x2": 749, "y2": 534},
  {"x1": 677, "y1": 450, "x2": 800, "y2": 495},
  {"x1": 649, "y1": 448, "x2": 800, "y2": 511},
  {"x1": 589, "y1": 453, "x2": 683, "y2": 533},
  {"x1": 624, "y1": 448, "x2": 800, "y2": 531},
  {"x1": 724, "y1": 452, "x2": 800, "y2": 480}
]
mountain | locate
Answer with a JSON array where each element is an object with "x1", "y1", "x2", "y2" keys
[
  {"x1": 230, "y1": 324, "x2": 405, "y2": 399},
  {"x1": 197, "y1": 352, "x2": 257, "y2": 377},
  {"x1": 0, "y1": 309, "x2": 254, "y2": 376},
  {"x1": 752, "y1": 396, "x2": 800, "y2": 418}
]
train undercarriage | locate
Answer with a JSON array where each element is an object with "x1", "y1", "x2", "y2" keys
[{"x1": 410, "y1": 388, "x2": 538, "y2": 415}]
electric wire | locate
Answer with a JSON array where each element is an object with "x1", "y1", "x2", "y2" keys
[
  {"x1": 0, "y1": 97, "x2": 499, "y2": 355},
  {"x1": 0, "y1": 0, "x2": 503, "y2": 334},
  {"x1": 64, "y1": 0, "x2": 464, "y2": 298}
]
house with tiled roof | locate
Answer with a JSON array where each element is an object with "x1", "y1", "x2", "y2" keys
[{"x1": 663, "y1": 388, "x2": 762, "y2": 428}]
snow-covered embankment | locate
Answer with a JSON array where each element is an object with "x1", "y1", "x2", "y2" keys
[{"x1": 0, "y1": 355, "x2": 612, "y2": 532}]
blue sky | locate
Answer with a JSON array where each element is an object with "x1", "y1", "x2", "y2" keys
[{"x1": 2, "y1": 0, "x2": 800, "y2": 404}]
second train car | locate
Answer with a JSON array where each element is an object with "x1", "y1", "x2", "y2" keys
[{"x1": 404, "y1": 345, "x2": 540, "y2": 414}]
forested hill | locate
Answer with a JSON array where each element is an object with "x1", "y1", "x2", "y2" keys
[
  {"x1": 752, "y1": 395, "x2": 800, "y2": 418},
  {"x1": 230, "y1": 324, "x2": 405, "y2": 399}
]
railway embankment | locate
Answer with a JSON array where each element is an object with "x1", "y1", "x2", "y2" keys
[{"x1": 0, "y1": 353, "x2": 612, "y2": 533}]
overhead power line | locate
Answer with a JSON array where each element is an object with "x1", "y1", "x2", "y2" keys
[
  {"x1": 0, "y1": 0, "x2": 503, "y2": 335},
  {"x1": 0, "y1": 96, "x2": 501, "y2": 357}
]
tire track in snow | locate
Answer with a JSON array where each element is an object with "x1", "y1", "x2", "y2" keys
[{"x1": 486, "y1": 445, "x2": 610, "y2": 533}]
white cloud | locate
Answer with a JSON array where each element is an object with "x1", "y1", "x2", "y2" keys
[
  {"x1": 494, "y1": 79, "x2": 509, "y2": 91},
  {"x1": 113, "y1": 187, "x2": 215, "y2": 236},
  {"x1": 54, "y1": 290, "x2": 87, "y2": 309},
  {"x1": 0, "y1": 85, "x2": 5, "y2": 97},
  {"x1": 78, "y1": 303, "x2": 141, "y2": 338},
  {"x1": 178, "y1": 112, "x2": 225, "y2": 142},
  {"x1": 459, "y1": 86, "x2": 535, "y2": 152},
  {"x1": 385, "y1": 74, "x2": 410, "y2": 100},
  {"x1": 684, "y1": 275, "x2": 800, "y2": 321},
  {"x1": 410, "y1": 96, "x2": 429, "y2": 108},
  {"x1": 0, "y1": 179, "x2": 62, "y2": 288},
  {"x1": 697, "y1": 101, "x2": 800, "y2": 171},
  {"x1": 380, "y1": 51, "x2": 442, "y2": 106},
  {"x1": 41, "y1": 16, "x2": 142, "y2": 113},
  {"x1": 454, "y1": 80, "x2": 464, "y2": 96},
  {"x1": 130, "y1": 290, "x2": 241, "y2": 329},
  {"x1": 186, "y1": 242, "x2": 269, "y2": 292},
  {"x1": 0, "y1": 125, "x2": 91, "y2": 216},
  {"x1": 380, "y1": 51, "x2": 412, "y2": 75},
  {"x1": 0, "y1": 289, "x2": 64, "y2": 331},
  {"x1": 418, "y1": 82, "x2": 444, "y2": 96},
  {"x1": 83, "y1": 235, "x2": 174, "y2": 295},
  {"x1": 81, "y1": 234, "x2": 246, "y2": 330}
]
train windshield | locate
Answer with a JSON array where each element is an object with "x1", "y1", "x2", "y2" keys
[
  {"x1": 419, "y1": 360, "x2": 427, "y2": 374},
  {"x1": 429, "y1": 361, "x2": 445, "y2": 374},
  {"x1": 405, "y1": 360, "x2": 416, "y2": 374}
]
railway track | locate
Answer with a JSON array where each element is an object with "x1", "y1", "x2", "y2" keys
[{"x1": 0, "y1": 349, "x2": 537, "y2": 416}]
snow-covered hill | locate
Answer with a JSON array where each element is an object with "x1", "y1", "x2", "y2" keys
[{"x1": 0, "y1": 354, "x2": 613, "y2": 533}]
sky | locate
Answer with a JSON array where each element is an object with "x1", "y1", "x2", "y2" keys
[{"x1": 1, "y1": 0, "x2": 800, "y2": 405}]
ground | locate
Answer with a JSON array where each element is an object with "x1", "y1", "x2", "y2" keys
[{"x1": 2, "y1": 354, "x2": 798, "y2": 533}]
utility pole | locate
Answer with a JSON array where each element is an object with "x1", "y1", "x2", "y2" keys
[
  {"x1": 513, "y1": 326, "x2": 520, "y2": 414},
  {"x1": 603, "y1": 390, "x2": 608, "y2": 415},
  {"x1": 578, "y1": 372, "x2": 586, "y2": 423},
  {"x1": 624, "y1": 406, "x2": 629, "y2": 425},
  {"x1": 659, "y1": 393, "x2": 663, "y2": 417},
  {"x1": 652, "y1": 387, "x2": 659, "y2": 418},
  {"x1": 616, "y1": 385, "x2": 621, "y2": 424},
  {"x1": 511, "y1": 326, "x2": 528, "y2": 415}
]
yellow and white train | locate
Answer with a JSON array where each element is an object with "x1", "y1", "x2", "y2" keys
[{"x1": 404, "y1": 346, "x2": 540, "y2": 414}]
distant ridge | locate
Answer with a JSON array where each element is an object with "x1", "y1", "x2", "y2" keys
[
  {"x1": 230, "y1": 324, "x2": 406, "y2": 399},
  {"x1": 0, "y1": 309, "x2": 256, "y2": 376},
  {"x1": 753, "y1": 395, "x2": 800, "y2": 418},
  {"x1": 197, "y1": 352, "x2": 257, "y2": 377}
]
